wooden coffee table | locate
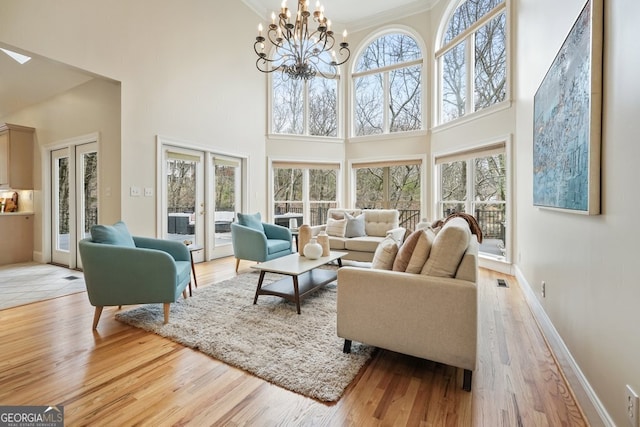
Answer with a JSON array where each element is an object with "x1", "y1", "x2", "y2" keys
[{"x1": 251, "y1": 251, "x2": 347, "y2": 314}]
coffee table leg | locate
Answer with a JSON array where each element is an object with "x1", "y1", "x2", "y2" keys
[
  {"x1": 337, "y1": 258, "x2": 342, "y2": 267},
  {"x1": 254, "y1": 271, "x2": 266, "y2": 305},
  {"x1": 292, "y1": 275, "x2": 301, "y2": 314}
]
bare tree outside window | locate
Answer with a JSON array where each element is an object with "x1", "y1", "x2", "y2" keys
[
  {"x1": 167, "y1": 160, "x2": 196, "y2": 213},
  {"x1": 272, "y1": 73, "x2": 304, "y2": 135},
  {"x1": 439, "y1": 0, "x2": 506, "y2": 124},
  {"x1": 354, "y1": 33, "x2": 423, "y2": 136},
  {"x1": 308, "y1": 78, "x2": 338, "y2": 137}
]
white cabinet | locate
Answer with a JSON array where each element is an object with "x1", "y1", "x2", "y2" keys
[{"x1": 0, "y1": 123, "x2": 35, "y2": 189}]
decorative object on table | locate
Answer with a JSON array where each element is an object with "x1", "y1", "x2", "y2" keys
[
  {"x1": 533, "y1": 0, "x2": 603, "y2": 215},
  {"x1": 297, "y1": 224, "x2": 311, "y2": 256},
  {"x1": 288, "y1": 217, "x2": 298, "y2": 229},
  {"x1": 115, "y1": 270, "x2": 373, "y2": 402},
  {"x1": 253, "y1": 0, "x2": 350, "y2": 80},
  {"x1": 183, "y1": 239, "x2": 192, "y2": 246},
  {"x1": 303, "y1": 237, "x2": 323, "y2": 260},
  {"x1": 317, "y1": 231, "x2": 330, "y2": 257}
]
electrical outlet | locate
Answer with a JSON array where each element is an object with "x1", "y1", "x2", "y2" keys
[
  {"x1": 626, "y1": 385, "x2": 639, "y2": 427},
  {"x1": 541, "y1": 281, "x2": 546, "y2": 298}
]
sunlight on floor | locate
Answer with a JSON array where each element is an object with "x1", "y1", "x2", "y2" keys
[{"x1": 0, "y1": 262, "x2": 86, "y2": 310}]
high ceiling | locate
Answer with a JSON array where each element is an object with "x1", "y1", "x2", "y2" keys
[
  {"x1": 242, "y1": 0, "x2": 441, "y2": 29},
  {"x1": 0, "y1": 1, "x2": 442, "y2": 121}
]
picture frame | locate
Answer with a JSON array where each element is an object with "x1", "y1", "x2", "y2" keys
[{"x1": 532, "y1": 0, "x2": 603, "y2": 215}]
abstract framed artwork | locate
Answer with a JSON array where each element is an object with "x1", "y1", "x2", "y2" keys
[{"x1": 533, "y1": 0, "x2": 603, "y2": 214}]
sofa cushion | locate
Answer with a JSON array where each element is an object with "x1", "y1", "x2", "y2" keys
[
  {"x1": 328, "y1": 236, "x2": 347, "y2": 250},
  {"x1": 345, "y1": 236, "x2": 384, "y2": 253},
  {"x1": 267, "y1": 238, "x2": 291, "y2": 254},
  {"x1": 237, "y1": 212, "x2": 264, "y2": 232},
  {"x1": 363, "y1": 210, "x2": 400, "y2": 237},
  {"x1": 345, "y1": 212, "x2": 366, "y2": 238},
  {"x1": 90, "y1": 221, "x2": 136, "y2": 247},
  {"x1": 326, "y1": 217, "x2": 347, "y2": 237},
  {"x1": 421, "y1": 217, "x2": 471, "y2": 278},
  {"x1": 371, "y1": 237, "x2": 398, "y2": 270},
  {"x1": 328, "y1": 208, "x2": 361, "y2": 220}
]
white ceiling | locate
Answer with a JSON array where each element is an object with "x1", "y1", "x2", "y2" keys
[
  {"x1": 0, "y1": 1, "x2": 442, "y2": 121},
  {"x1": 242, "y1": 0, "x2": 441, "y2": 30},
  {"x1": 0, "y1": 45, "x2": 96, "y2": 120}
]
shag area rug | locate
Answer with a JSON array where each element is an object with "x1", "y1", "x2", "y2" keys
[{"x1": 115, "y1": 270, "x2": 373, "y2": 402}]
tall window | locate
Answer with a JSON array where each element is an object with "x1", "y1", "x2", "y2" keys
[
  {"x1": 436, "y1": 144, "x2": 507, "y2": 259},
  {"x1": 272, "y1": 162, "x2": 338, "y2": 226},
  {"x1": 437, "y1": 0, "x2": 507, "y2": 124},
  {"x1": 353, "y1": 32, "x2": 423, "y2": 136},
  {"x1": 353, "y1": 160, "x2": 422, "y2": 230},
  {"x1": 272, "y1": 72, "x2": 339, "y2": 137}
]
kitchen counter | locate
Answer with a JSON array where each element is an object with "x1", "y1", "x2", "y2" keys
[{"x1": 0, "y1": 211, "x2": 34, "y2": 216}]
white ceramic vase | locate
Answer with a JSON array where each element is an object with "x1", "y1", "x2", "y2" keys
[{"x1": 303, "y1": 238, "x2": 323, "y2": 259}]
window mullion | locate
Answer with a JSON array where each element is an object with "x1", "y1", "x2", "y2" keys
[
  {"x1": 384, "y1": 71, "x2": 390, "y2": 134},
  {"x1": 466, "y1": 34, "x2": 474, "y2": 116}
]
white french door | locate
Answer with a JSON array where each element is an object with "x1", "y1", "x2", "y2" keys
[
  {"x1": 210, "y1": 155, "x2": 242, "y2": 259},
  {"x1": 51, "y1": 142, "x2": 98, "y2": 267},
  {"x1": 162, "y1": 147, "x2": 205, "y2": 263}
]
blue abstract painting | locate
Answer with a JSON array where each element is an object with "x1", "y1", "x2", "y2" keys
[{"x1": 533, "y1": 0, "x2": 601, "y2": 214}]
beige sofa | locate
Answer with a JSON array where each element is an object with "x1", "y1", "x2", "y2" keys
[
  {"x1": 310, "y1": 208, "x2": 406, "y2": 262},
  {"x1": 336, "y1": 217, "x2": 479, "y2": 391}
]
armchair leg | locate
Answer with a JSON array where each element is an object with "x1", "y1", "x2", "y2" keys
[
  {"x1": 343, "y1": 339, "x2": 352, "y2": 354},
  {"x1": 163, "y1": 303, "x2": 170, "y2": 324},
  {"x1": 182, "y1": 289, "x2": 188, "y2": 299},
  {"x1": 92, "y1": 306, "x2": 103, "y2": 330},
  {"x1": 463, "y1": 369, "x2": 472, "y2": 392},
  {"x1": 235, "y1": 258, "x2": 240, "y2": 272}
]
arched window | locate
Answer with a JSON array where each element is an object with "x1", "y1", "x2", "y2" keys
[
  {"x1": 353, "y1": 32, "x2": 423, "y2": 136},
  {"x1": 437, "y1": 0, "x2": 507, "y2": 124}
]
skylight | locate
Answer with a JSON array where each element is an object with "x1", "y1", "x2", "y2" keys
[{"x1": 1, "y1": 48, "x2": 31, "y2": 65}]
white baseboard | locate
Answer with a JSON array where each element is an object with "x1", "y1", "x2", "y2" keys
[
  {"x1": 514, "y1": 266, "x2": 615, "y2": 427},
  {"x1": 32, "y1": 251, "x2": 44, "y2": 263}
]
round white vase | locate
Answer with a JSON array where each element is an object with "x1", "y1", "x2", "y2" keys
[{"x1": 303, "y1": 238, "x2": 323, "y2": 259}]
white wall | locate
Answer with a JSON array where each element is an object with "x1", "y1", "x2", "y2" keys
[
  {"x1": 0, "y1": 79, "x2": 122, "y2": 256},
  {"x1": 515, "y1": 0, "x2": 640, "y2": 424},
  {"x1": 0, "y1": 0, "x2": 267, "y2": 236}
]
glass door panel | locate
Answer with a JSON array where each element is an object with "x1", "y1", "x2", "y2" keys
[
  {"x1": 211, "y1": 156, "x2": 242, "y2": 259},
  {"x1": 164, "y1": 148, "x2": 204, "y2": 262},
  {"x1": 76, "y1": 144, "x2": 98, "y2": 268},
  {"x1": 51, "y1": 148, "x2": 70, "y2": 265}
]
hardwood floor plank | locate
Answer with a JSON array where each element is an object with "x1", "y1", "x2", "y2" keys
[{"x1": 0, "y1": 259, "x2": 588, "y2": 426}]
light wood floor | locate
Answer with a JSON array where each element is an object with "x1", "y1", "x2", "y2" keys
[{"x1": 0, "y1": 258, "x2": 587, "y2": 426}]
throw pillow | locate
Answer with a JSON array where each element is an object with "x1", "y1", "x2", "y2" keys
[
  {"x1": 90, "y1": 221, "x2": 136, "y2": 247},
  {"x1": 392, "y1": 229, "x2": 422, "y2": 272},
  {"x1": 421, "y1": 217, "x2": 471, "y2": 278},
  {"x1": 237, "y1": 212, "x2": 264, "y2": 232},
  {"x1": 344, "y1": 212, "x2": 366, "y2": 238},
  {"x1": 405, "y1": 229, "x2": 435, "y2": 273},
  {"x1": 371, "y1": 237, "x2": 399, "y2": 270},
  {"x1": 326, "y1": 217, "x2": 347, "y2": 237}
]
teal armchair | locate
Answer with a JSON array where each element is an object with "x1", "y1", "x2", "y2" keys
[
  {"x1": 78, "y1": 221, "x2": 191, "y2": 329},
  {"x1": 231, "y1": 212, "x2": 292, "y2": 272}
]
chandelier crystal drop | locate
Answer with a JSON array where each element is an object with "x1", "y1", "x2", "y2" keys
[{"x1": 254, "y1": 0, "x2": 350, "y2": 80}]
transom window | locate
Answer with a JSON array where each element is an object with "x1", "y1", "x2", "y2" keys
[
  {"x1": 437, "y1": 0, "x2": 507, "y2": 124},
  {"x1": 353, "y1": 32, "x2": 423, "y2": 136}
]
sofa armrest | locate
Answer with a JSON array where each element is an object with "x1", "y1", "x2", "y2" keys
[
  {"x1": 386, "y1": 227, "x2": 406, "y2": 244},
  {"x1": 133, "y1": 236, "x2": 190, "y2": 262},
  {"x1": 263, "y1": 222, "x2": 292, "y2": 241},
  {"x1": 337, "y1": 267, "x2": 477, "y2": 371}
]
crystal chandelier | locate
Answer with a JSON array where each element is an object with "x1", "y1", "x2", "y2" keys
[{"x1": 254, "y1": 0, "x2": 350, "y2": 80}]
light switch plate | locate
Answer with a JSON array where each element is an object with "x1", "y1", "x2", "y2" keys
[
  {"x1": 130, "y1": 186, "x2": 141, "y2": 197},
  {"x1": 144, "y1": 187, "x2": 153, "y2": 197}
]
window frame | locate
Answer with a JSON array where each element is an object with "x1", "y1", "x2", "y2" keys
[
  {"x1": 268, "y1": 68, "x2": 345, "y2": 141},
  {"x1": 433, "y1": 138, "x2": 512, "y2": 264},
  {"x1": 350, "y1": 27, "x2": 427, "y2": 140},
  {"x1": 435, "y1": 0, "x2": 510, "y2": 127},
  {"x1": 269, "y1": 159, "x2": 343, "y2": 226}
]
